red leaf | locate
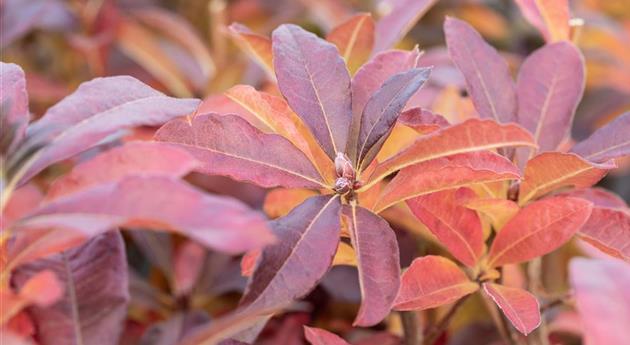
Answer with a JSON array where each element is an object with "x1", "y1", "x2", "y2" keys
[
  {"x1": 327, "y1": 13, "x2": 375, "y2": 75},
  {"x1": 578, "y1": 207, "x2": 630, "y2": 262},
  {"x1": 487, "y1": 197, "x2": 592, "y2": 267},
  {"x1": 2, "y1": 184, "x2": 42, "y2": 230},
  {"x1": 398, "y1": 108, "x2": 449, "y2": 134},
  {"x1": 571, "y1": 111, "x2": 630, "y2": 163},
  {"x1": 363, "y1": 119, "x2": 535, "y2": 191},
  {"x1": 46, "y1": 141, "x2": 199, "y2": 200},
  {"x1": 173, "y1": 241, "x2": 206, "y2": 297},
  {"x1": 563, "y1": 187, "x2": 627, "y2": 209},
  {"x1": 240, "y1": 195, "x2": 341, "y2": 310},
  {"x1": 13, "y1": 232, "x2": 129, "y2": 345},
  {"x1": 482, "y1": 283, "x2": 541, "y2": 335},
  {"x1": 304, "y1": 326, "x2": 350, "y2": 345},
  {"x1": 373, "y1": 0, "x2": 438, "y2": 53},
  {"x1": 23, "y1": 76, "x2": 199, "y2": 181},
  {"x1": 18, "y1": 270, "x2": 63, "y2": 307},
  {"x1": 394, "y1": 256, "x2": 478, "y2": 310},
  {"x1": 570, "y1": 258, "x2": 630, "y2": 345},
  {"x1": 19, "y1": 176, "x2": 273, "y2": 254},
  {"x1": 345, "y1": 204, "x2": 400, "y2": 326},
  {"x1": 516, "y1": 41, "x2": 585, "y2": 153},
  {"x1": 518, "y1": 152, "x2": 613, "y2": 205},
  {"x1": 376, "y1": 151, "x2": 520, "y2": 213},
  {"x1": 407, "y1": 188, "x2": 484, "y2": 267},
  {"x1": 444, "y1": 17, "x2": 516, "y2": 124},
  {"x1": 356, "y1": 67, "x2": 432, "y2": 168},
  {"x1": 228, "y1": 23, "x2": 274, "y2": 78},
  {"x1": 272, "y1": 24, "x2": 352, "y2": 159},
  {"x1": 0, "y1": 62, "x2": 29, "y2": 151},
  {"x1": 155, "y1": 114, "x2": 327, "y2": 189}
]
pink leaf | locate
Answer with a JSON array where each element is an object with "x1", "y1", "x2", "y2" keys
[
  {"x1": 394, "y1": 256, "x2": 478, "y2": 310},
  {"x1": 571, "y1": 111, "x2": 630, "y2": 163},
  {"x1": 563, "y1": 188, "x2": 627, "y2": 209},
  {"x1": 482, "y1": 283, "x2": 541, "y2": 335},
  {"x1": 240, "y1": 195, "x2": 341, "y2": 310},
  {"x1": 516, "y1": 41, "x2": 585, "y2": 152},
  {"x1": 18, "y1": 270, "x2": 63, "y2": 307},
  {"x1": 444, "y1": 17, "x2": 516, "y2": 124},
  {"x1": 376, "y1": 151, "x2": 520, "y2": 213},
  {"x1": 19, "y1": 176, "x2": 274, "y2": 254},
  {"x1": 46, "y1": 141, "x2": 199, "y2": 200},
  {"x1": 570, "y1": 258, "x2": 630, "y2": 345},
  {"x1": 0, "y1": 62, "x2": 29, "y2": 151},
  {"x1": 173, "y1": 241, "x2": 207, "y2": 297},
  {"x1": 514, "y1": 0, "x2": 570, "y2": 42},
  {"x1": 345, "y1": 204, "x2": 400, "y2": 326},
  {"x1": 304, "y1": 326, "x2": 350, "y2": 345},
  {"x1": 578, "y1": 207, "x2": 630, "y2": 262},
  {"x1": 487, "y1": 197, "x2": 592, "y2": 267},
  {"x1": 356, "y1": 67, "x2": 432, "y2": 168},
  {"x1": 397, "y1": 108, "x2": 449, "y2": 134},
  {"x1": 2, "y1": 184, "x2": 42, "y2": 230},
  {"x1": 13, "y1": 232, "x2": 129, "y2": 345},
  {"x1": 155, "y1": 114, "x2": 326, "y2": 189},
  {"x1": 407, "y1": 188, "x2": 484, "y2": 267},
  {"x1": 272, "y1": 24, "x2": 352, "y2": 159},
  {"x1": 373, "y1": 0, "x2": 438, "y2": 53},
  {"x1": 23, "y1": 76, "x2": 199, "y2": 181}
]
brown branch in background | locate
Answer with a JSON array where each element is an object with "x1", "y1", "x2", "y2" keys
[
  {"x1": 528, "y1": 258, "x2": 550, "y2": 345},
  {"x1": 423, "y1": 296, "x2": 469, "y2": 345},
  {"x1": 401, "y1": 311, "x2": 422, "y2": 345}
]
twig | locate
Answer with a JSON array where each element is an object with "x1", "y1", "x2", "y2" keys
[
  {"x1": 423, "y1": 296, "x2": 469, "y2": 345},
  {"x1": 401, "y1": 311, "x2": 422, "y2": 345}
]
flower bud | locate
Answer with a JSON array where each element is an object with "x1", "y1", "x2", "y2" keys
[
  {"x1": 335, "y1": 152, "x2": 355, "y2": 180},
  {"x1": 334, "y1": 177, "x2": 351, "y2": 194}
]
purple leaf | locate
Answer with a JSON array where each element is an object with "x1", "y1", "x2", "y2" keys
[
  {"x1": 578, "y1": 207, "x2": 630, "y2": 262},
  {"x1": 344, "y1": 204, "x2": 400, "y2": 326},
  {"x1": 155, "y1": 113, "x2": 326, "y2": 189},
  {"x1": 356, "y1": 67, "x2": 431, "y2": 168},
  {"x1": 0, "y1": 0, "x2": 74, "y2": 48},
  {"x1": 240, "y1": 195, "x2": 341, "y2": 310},
  {"x1": 22, "y1": 76, "x2": 199, "y2": 182},
  {"x1": 13, "y1": 232, "x2": 129, "y2": 345},
  {"x1": 516, "y1": 41, "x2": 585, "y2": 152},
  {"x1": 571, "y1": 111, "x2": 630, "y2": 163},
  {"x1": 373, "y1": 0, "x2": 438, "y2": 54},
  {"x1": 18, "y1": 176, "x2": 274, "y2": 254},
  {"x1": 444, "y1": 17, "x2": 516, "y2": 124},
  {"x1": 0, "y1": 62, "x2": 29, "y2": 151},
  {"x1": 272, "y1": 24, "x2": 352, "y2": 159}
]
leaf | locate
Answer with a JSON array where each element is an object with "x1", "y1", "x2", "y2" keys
[
  {"x1": 155, "y1": 114, "x2": 327, "y2": 189},
  {"x1": 356, "y1": 67, "x2": 431, "y2": 169},
  {"x1": 139, "y1": 311, "x2": 210, "y2": 345},
  {"x1": 563, "y1": 187, "x2": 627, "y2": 209},
  {"x1": 394, "y1": 256, "x2": 479, "y2": 311},
  {"x1": 569, "y1": 258, "x2": 630, "y2": 345},
  {"x1": 228, "y1": 23, "x2": 274, "y2": 79},
  {"x1": 444, "y1": 17, "x2": 516, "y2": 124},
  {"x1": 514, "y1": 0, "x2": 570, "y2": 42},
  {"x1": 407, "y1": 188, "x2": 484, "y2": 267},
  {"x1": 12, "y1": 232, "x2": 129, "y2": 345},
  {"x1": 571, "y1": 111, "x2": 630, "y2": 163},
  {"x1": 516, "y1": 41, "x2": 585, "y2": 153},
  {"x1": 373, "y1": 0, "x2": 438, "y2": 53},
  {"x1": 173, "y1": 241, "x2": 206, "y2": 297},
  {"x1": 304, "y1": 326, "x2": 350, "y2": 345},
  {"x1": 518, "y1": 152, "x2": 613, "y2": 205},
  {"x1": 397, "y1": 108, "x2": 449, "y2": 134},
  {"x1": 272, "y1": 24, "x2": 352, "y2": 159},
  {"x1": 578, "y1": 207, "x2": 630, "y2": 262},
  {"x1": 240, "y1": 195, "x2": 341, "y2": 310},
  {"x1": 487, "y1": 196, "x2": 592, "y2": 267},
  {"x1": 0, "y1": 270, "x2": 63, "y2": 325},
  {"x1": 2, "y1": 184, "x2": 42, "y2": 230},
  {"x1": 482, "y1": 283, "x2": 541, "y2": 335},
  {"x1": 327, "y1": 13, "x2": 375, "y2": 75},
  {"x1": 0, "y1": 62, "x2": 29, "y2": 151},
  {"x1": 46, "y1": 141, "x2": 199, "y2": 200},
  {"x1": 345, "y1": 204, "x2": 400, "y2": 326},
  {"x1": 464, "y1": 198, "x2": 519, "y2": 232},
  {"x1": 22, "y1": 76, "x2": 199, "y2": 182},
  {"x1": 375, "y1": 151, "x2": 520, "y2": 213},
  {"x1": 362, "y1": 119, "x2": 536, "y2": 191},
  {"x1": 17, "y1": 176, "x2": 274, "y2": 254},
  {"x1": 224, "y1": 85, "x2": 334, "y2": 182},
  {"x1": 348, "y1": 48, "x2": 422, "y2": 161},
  {"x1": 263, "y1": 188, "x2": 319, "y2": 219}
]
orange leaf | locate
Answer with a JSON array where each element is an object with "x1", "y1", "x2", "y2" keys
[
  {"x1": 327, "y1": 13, "x2": 375, "y2": 75},
  {"x1": 483, "y1": 283, "x2": 541, "y2": 335},
  {"x1": 518, "y1": 152, "x2": 613, "y2": 205},
  {"x1": 464, "y1": 198, "x2": 520, "y2": 232},
  {"x1": 228, "y1": 23, "x2": 274, "y2": 79},
  {"x1": 263, "y1": 188, "x2": 319, "y2": 219},
  {"x1": 578, "y1": 207, "x2": 630, "y2": 262},
  {"x1": 394, "y1": 256, "x2": 478, "y2": 311},
  {"x1": 487, "y1": 196, "x2": 592, "y2": 267}
]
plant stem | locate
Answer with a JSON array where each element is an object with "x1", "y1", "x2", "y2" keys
[
  {"x1": 401, "y1": 311, "x2": 422, "y2": 345},
  {"x1": 423, "y1": 296, "x2": 469, "y2": 345},
  {"x1": 528, "y1": 258, "x2": 550, "y2": 345},
  {"x1": 481, "y1": 292, "x2": 518, "y2": 345}
]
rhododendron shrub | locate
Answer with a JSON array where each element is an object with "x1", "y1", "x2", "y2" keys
[{"x1": 2, "y1": 1, "x2": 629, "y2": 345}]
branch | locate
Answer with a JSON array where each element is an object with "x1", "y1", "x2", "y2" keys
[
  {"x1": 401, "y1": 311, "x2": 422, "y2": 345},
  {"x1": 423, "y1": 296, "x2": 469, "y2": 345}
]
